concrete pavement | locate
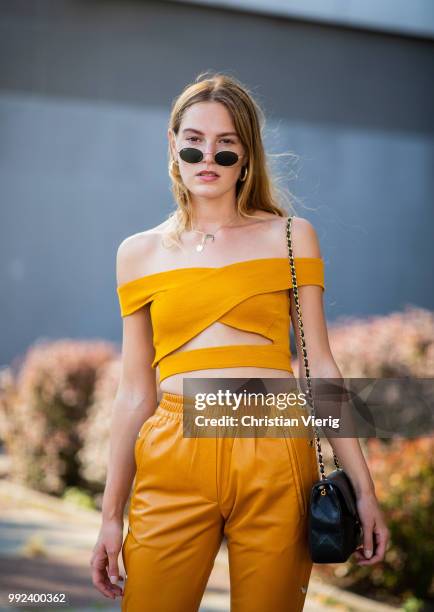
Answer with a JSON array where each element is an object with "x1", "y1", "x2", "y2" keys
[{"x1": 0, "y1": 479, "x2": 397, "y2": 611}]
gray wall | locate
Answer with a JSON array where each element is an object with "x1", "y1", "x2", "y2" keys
[
  {"x1": 1, "y1": 0, "x2": 433, "y2": 367},
  {"x1": 172, "y1": 0, "x2": 434, "y2": 39}
]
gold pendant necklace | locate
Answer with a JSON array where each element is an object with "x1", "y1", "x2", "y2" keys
[
  {"x1": 196, "y1": 233, "x2": 214, "y2": 252},
  {"x1": 192, "y1": 214, "x2": 240, "y2": 253}
]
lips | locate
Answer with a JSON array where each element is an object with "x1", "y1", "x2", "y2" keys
[{"x1": 197, "y1": 171, "x2": 219, "y2": 176}]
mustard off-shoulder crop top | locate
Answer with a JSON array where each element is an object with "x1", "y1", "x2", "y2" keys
[{"x1": 117, "y1": 257, "x2": 325, "y2": 383}]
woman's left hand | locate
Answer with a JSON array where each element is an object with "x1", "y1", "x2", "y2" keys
[{"x1": 353, "y1": 492, "x2": 390, "y2": 565}]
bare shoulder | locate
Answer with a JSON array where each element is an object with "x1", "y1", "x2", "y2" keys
[
  {"x1": 257, "y1": 213, "x2": 322, "y2": 258},
  {"x1": 289, "y1": 215, "x2": 322, "y2": 258},
  {"x1": 116, "y1": 222, "x2": 166, "y2": 286}
]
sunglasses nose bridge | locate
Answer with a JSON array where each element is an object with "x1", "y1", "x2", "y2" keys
[{"x1": 203, "y1": 148, "x2": 216, "y2": 163}]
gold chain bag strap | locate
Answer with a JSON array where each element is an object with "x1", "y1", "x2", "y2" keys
[{"x1": 286, "y1": 216, "x2": 362, "y2": 563}]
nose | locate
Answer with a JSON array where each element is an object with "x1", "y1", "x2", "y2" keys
[{"x1": 202, "y1": 142, "x2": 216, "y2": 163}]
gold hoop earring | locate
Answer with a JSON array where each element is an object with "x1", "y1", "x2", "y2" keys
[{"x1": 239, "y1": 165, "x2": 248, "y2": 182}]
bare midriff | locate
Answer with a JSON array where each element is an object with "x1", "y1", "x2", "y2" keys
[{"x1": 156, "y1": 320, "x2": 295, "y2": 398}]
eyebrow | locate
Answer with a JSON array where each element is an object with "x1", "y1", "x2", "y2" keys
[{"x1": 181, "y1": 128, "x2": 239, "y2": 138}]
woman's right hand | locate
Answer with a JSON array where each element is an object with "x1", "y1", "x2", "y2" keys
[{"x1": 90, "y1": 519, "x2": 125, "y2": 600}]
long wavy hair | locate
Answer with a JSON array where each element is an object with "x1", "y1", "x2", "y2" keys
[{"x1": 163, "y1": 71, "x2": 296, "y2": 249}]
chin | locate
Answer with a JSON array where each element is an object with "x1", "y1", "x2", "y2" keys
[{"x1": 189, "y1": 184, "x2": 224, "y2": 195}]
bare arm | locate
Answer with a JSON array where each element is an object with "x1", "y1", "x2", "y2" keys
[
  {"x1": 102, "y1": 268, "x2": 157, "y2": 519},
  {"x1": 91, "y1": 236, "x2": 157, "y2": 599},
  {"x1": 289, "y1": 217, "x2": 389, "y2": 565}
]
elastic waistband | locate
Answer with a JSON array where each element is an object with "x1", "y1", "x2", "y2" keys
[
  {"x1": 157, "y1": 392, "x2": 196, "y2": 416},
  {"x1": 156, "y1": 391, "x2": 307, "y2": 420}
]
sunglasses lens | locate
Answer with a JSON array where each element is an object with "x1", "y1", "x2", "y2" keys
[
  {"x1": 179, "y1": 147, "x2": 203, "y2": 164},
  {"x1": 215, "y1": 151, "x2": 239, "y2": 167}
]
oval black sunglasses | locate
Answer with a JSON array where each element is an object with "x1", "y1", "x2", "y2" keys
[{"x1": 178, "y1": 147, "x2": 242, "y2": 167}]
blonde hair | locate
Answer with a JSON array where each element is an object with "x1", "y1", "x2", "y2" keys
[{"x1": 163, "y1": 71, "x2": 296, "y2": 249}]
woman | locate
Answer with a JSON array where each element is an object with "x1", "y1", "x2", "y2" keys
[{"x1": 91, "y1": 72, "x2": 389, "y2": 611}]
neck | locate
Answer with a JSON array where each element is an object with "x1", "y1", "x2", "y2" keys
[{"x1": 189, "y1": 196, "x2": 240, "y2": 231}]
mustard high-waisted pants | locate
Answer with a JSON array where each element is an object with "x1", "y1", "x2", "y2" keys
[{"x1": 121, "y1": 391, "x2": 318, "y2": 612}]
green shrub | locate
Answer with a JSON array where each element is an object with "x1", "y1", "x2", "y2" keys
[
  {"x1": 77, "y1": 358, "x2": 121, "y2": 490},
  {"x1": 62, "y1": 486, "x2": 97, "y2": 510},
  {"x1": 0, "y1": 339, "x2": 116, "y2": 495},
  {"x1": 327, "y1": 305, "x2": 434, "y2": 377},
  {"x1": 307, "y1": 307, "x2": 434, "y2": 605},
  {"x1": 356, "y1": 437, "x2": 434, "y2": 601}
]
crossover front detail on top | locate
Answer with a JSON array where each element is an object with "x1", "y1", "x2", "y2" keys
[{"x1": 116, "y1": 257, "x2": 325, "y2": 382}]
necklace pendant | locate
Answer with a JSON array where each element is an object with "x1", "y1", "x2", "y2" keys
[{"x1": 196, "y1": 233, "x2": 208, "y2": 252}]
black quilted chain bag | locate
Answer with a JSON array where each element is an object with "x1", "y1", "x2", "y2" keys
[{"x1": 286, "y1": 216, "x2": 363, "y2": 563}]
